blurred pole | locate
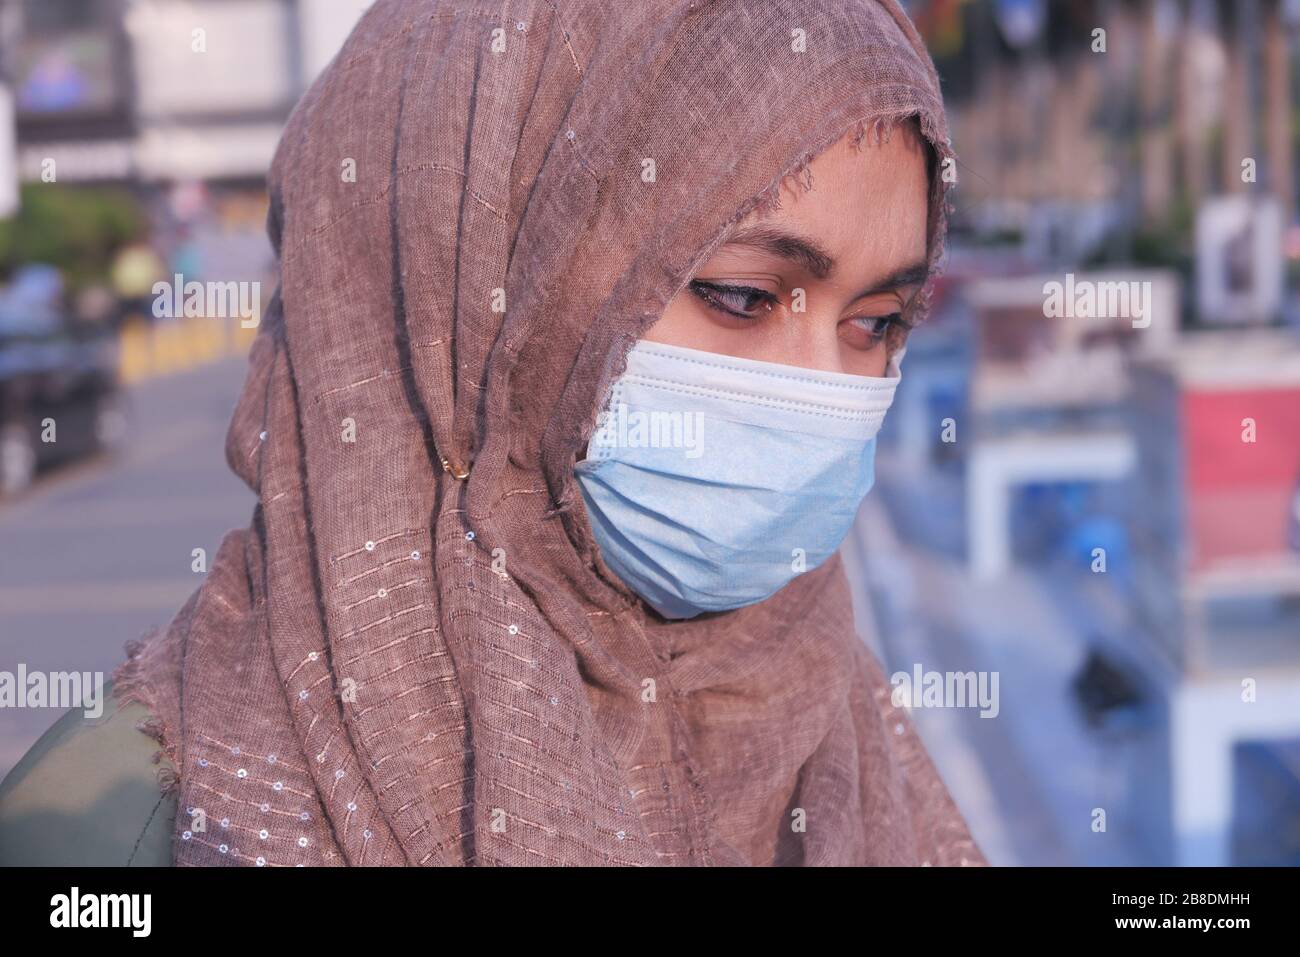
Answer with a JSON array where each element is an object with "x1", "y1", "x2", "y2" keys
[
  {"x1": 1027, "y1": 2, "x2": 1048, "y2": 215},
  {"x1": 1218, "y1": 0, "x2": 1253, "y2": 195},
  {"x1": 1099, "y1": 0, "x2": 1133, "y2": 263},
  {"x1": 1176, "y1": 1, "x2": 1209, "y2": 206},
  {"x1": 1263, "y1": 0, "x2": 1296, "y2": 222},
  {"x1": 1140, "y1": 0, "x2": 1175, "y2": 222},
  {"x1": 0, "y1": 0, "x2": 16, "y2": 219},
  {"x1": 968, "y1": 1, "x2": 1008, "y2": 209}
]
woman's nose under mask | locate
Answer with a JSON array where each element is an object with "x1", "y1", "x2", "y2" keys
[{"x1": 575, "y1": 339, "x2": 901, "y2": 620}]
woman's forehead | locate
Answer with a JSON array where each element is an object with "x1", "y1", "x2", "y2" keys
[
  {"x1": 718, "y1": 123, "x2": 931, "y2": 277},
  {"x1": 757, "y1": 120, "x2": 928, "y2": 216}
]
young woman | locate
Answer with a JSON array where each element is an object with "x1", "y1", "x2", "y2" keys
[{"x1": 0, "y1": 0, "x2": 984, "y2": 866}]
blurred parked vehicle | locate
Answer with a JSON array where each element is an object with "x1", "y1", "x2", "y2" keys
[{"x1": 0, "y1": 265, "x2": 127, "y2": 497}]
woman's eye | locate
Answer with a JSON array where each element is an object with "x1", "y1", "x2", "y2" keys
[
  {"x1": 855, "y1": 314, "x2": 901, "y2": 337},
  {"x1": 689, "y1": 280, "x2": 777, "y2": 319},
  {"x1": 844, "y1": 312, "x2": 908, "y2": 349}
]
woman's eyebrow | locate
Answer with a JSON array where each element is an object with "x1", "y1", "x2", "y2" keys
[
  {"x1": 723, "y1": 223, "x2": 929, "y2": 296},
  {"x1": 854, "y1": 261, "x2": 931, "y2": 299},
  {"x1": 725, "y1": 223, "x2": 836, "y2": 278}
]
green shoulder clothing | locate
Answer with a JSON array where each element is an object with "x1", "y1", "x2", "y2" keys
[{"x1": 0, "y1": 678, "x2": 176, "y2": 866}]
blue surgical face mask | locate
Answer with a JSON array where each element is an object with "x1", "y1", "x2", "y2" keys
[{"x1": 575, "y1": 339, "x2": 901, "y2": 620}]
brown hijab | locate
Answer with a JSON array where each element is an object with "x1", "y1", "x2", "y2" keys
[{"x1": 113, "y1": 0, "x2": 986, "y2": 866}]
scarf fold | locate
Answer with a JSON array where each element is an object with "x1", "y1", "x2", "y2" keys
[{"x1": 113, "y1": 0, "x2": 985, "y2": 866}]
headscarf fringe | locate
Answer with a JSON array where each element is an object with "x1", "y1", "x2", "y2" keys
[{"x1": 111, "y1": 632, "x2": 182, "y2": 799}]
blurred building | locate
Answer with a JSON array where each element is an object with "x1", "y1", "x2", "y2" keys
[
  {"x1": 8, "y1": 0, "x2": 371, "y2": 185},
  {"x1": 864, "y1": 0, "x2": 1300, "y2": 866},
  {"x1": 1130, "y1": 331, "x2": 1300, "y2": 865},
  {"x1": 1, "y1": 0, "x2": 372, "y2": 301},
  {"x1": 924, "y1": 0, "x2": 1299, "y2": 269}
]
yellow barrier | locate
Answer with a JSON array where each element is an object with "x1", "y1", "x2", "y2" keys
[{"x1": 117, "y1": 315, "x2": 258, "y2": 385}]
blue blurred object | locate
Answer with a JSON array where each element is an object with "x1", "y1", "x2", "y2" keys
[
  {"x1": 0, "y1": 265, "x2": 124, "y2": 496},
  {"x1": 0, "y1": 264, "x2": 64, "y2": 338},
  {"x1": 1231, "y1": 738, "x2": 1300, "y2": 866},
  {"x1": 1067, "y1": 515, "x2": 1129, "y2": 579}
]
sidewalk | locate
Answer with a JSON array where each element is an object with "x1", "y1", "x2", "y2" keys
[
  {"x1": 0, "y1": 356, "x2": 255, "y2": 780},
  {"x1": 843, "y1": 454, "x2": 1152, "y2": 865},
  {"x1": 116, "y1": 314, "x2": 258, "y2": 385}
]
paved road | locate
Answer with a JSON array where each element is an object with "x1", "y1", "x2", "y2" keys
[
  {"x1": 872, "y1": 455, "x2": 1149, "y2": 865},
  {"x1": 0, "y1": 356, "x2": 255, "y2": 779}
]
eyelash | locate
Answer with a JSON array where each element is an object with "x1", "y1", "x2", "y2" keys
[
  {"x1": 688, "y1": 279, "x2": 911, "y2": 342},
  {"x1": 689, "y1": 280, "x2": 776, "y2": 317}
]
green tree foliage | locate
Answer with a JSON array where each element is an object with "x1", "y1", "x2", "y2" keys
[{"x1": 0, "y1": 184, "x2": 147, "y2": 289}]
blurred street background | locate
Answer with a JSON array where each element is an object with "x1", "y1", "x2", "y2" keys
[{"x1": 0, "y1": 0, "x2": 1298, "y2": 867}]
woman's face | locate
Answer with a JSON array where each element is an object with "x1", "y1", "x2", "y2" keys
[{"x1": 643, "y1": 124, "x2": 931, "y2": 377}]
